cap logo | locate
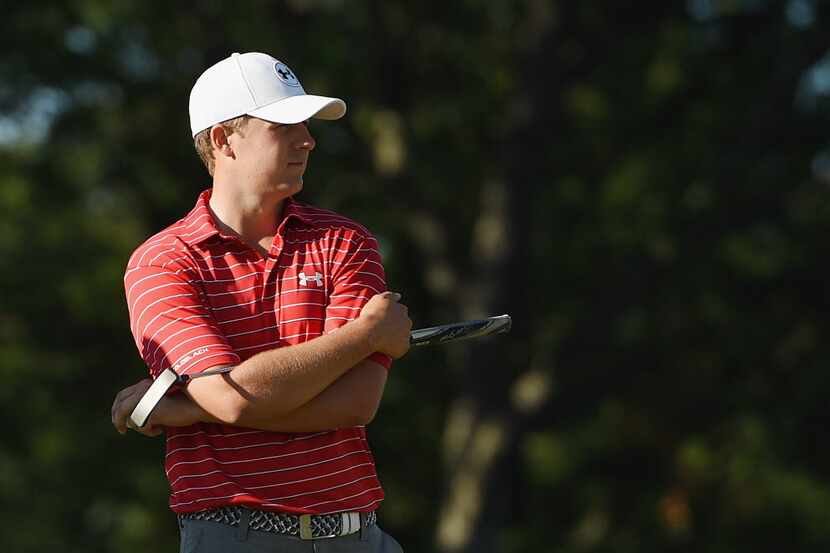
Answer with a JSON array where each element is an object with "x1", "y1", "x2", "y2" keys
[{"x1": 274, "y1": 62, "x2": 300, "y2": 87}]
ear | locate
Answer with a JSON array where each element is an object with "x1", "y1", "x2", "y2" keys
[{"x1": 209, "y1": 125, "x2": 235, "y2": 160}]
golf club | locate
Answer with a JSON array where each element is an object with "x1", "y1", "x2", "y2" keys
[{"x1": 129, "y1": 314, "x2": 512, "y2": 428}]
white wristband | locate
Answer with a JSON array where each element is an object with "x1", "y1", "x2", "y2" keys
[{"x1": 129, "y1": 368, "x2": 179, "y2": 428}]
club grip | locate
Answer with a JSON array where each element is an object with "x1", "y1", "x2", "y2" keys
[{"x1": 409, "y1": 315, "x2": 512, "y2": 346}]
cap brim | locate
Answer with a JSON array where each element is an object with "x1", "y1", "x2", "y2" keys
[{"x1": 248, "y1": 95, "x2": 346, "y2": 125}]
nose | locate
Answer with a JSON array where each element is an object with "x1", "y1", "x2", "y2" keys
[{"x1": 296, "y1": 122, "x2": 316, "y2": 151}]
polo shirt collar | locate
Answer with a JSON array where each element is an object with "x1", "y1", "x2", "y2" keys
[
  {"x1": 282, "y1": 194, "x2": 315, "y2": 227},
  {"x1": 180, "y1": 188, "x2": 314, "y2": 247}
]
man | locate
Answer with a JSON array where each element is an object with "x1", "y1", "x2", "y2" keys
[{"x1": 110, "y1": 52, "x2": 410, "y2": 552}]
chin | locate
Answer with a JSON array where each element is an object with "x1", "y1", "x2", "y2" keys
[
  {"x1": 268, "y1": 179, "x2": 303, "y2": 196},
  {"x1": 289, "y1": 178, "x2": 304, "y2": 195}
]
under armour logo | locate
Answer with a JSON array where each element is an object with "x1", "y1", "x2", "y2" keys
[
  {"x1": 274, "y1": 62, "x2": 300, "y2": 86},
  {"x1": 298, "y1": 271, "x2": 323, "y2": 287}
]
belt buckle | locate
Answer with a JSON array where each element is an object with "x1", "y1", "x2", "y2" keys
[
  {"x1": 299, "y1": 514, "x2": 314, "y2": 540},
  {"x1": 299, "y1": 514, "x2": 339, "y2": 540}
]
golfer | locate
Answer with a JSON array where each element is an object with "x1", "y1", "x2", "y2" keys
[{"x1": 111, "y1": 52, "x2": 410, "y2": 552}]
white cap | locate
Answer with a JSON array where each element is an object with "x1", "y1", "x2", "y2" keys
[{"x1": 188, "y1": 52, "x2": 346, "y2": 136}]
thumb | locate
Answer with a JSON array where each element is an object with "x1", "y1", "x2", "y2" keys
[{"x1": 384, "y1": 291, "x2": 402, "y2": 302}]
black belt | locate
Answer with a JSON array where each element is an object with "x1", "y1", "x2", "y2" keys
[{"x1": 178, "y1": 506, "x2": 377, "y2": 540}]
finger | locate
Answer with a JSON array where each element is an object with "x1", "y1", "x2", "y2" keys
[
  {"x1": 112, "y1": 398, "x2": 124, "y2": 432},
  {"x1": 136, "y1": 419, "x2": 162, "y2": 437},
  {"x1": 384, "y1": 291, "x2": 402, "y2": 302},
  {"x1": 119, "y1": 405, "x2": 137, "y2": 435},
  {"x1": 112, "y1": 380, "x2": 149, "y2": 422},
  {"x1": 119, "y1": 415, "x2": 130, "y2": 435},
  {"x1": 140, "y1": 426, "x2": 163, "y2": 438},
  {"x1": 112, "y1": 387, "x2": 137, "y2": 417},
  {"x1": 111, "y1": 391, "x2": 124, "y2": 419}
]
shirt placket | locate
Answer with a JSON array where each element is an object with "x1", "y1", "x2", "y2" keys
[{"x1": 264, "y1": 230, "x2": 286, "y2": 341}]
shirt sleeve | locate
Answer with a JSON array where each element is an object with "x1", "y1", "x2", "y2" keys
[
  {"x1": 325, "y1": 231, "x2": 393, "y2": 369},
  {"x1": 124, "y1": 258, "x2": 241, "y2": 378}
]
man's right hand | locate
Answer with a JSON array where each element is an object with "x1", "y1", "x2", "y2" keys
[
  {"x1": 111, "y1": 378, "x2": 163, "y2": 436},
  {"x1": 359, "y1": 291, "x2": 412, "y2": 359}
]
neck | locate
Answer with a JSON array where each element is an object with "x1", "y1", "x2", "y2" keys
[{"x1": 208, "y1": 175, "x2": 289, "y2": 251}]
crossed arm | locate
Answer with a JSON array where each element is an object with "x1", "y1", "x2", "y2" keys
[
  {"x1": 111, "y1": 293, "x2": 410, "y2": 436},
  {"x1": 113, "y1": 358, "x2": 387, "y2": 436}
]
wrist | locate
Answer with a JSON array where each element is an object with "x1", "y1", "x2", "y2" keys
[{"x1": 351, "y1": 315, "x2": 382, "y2": 353}]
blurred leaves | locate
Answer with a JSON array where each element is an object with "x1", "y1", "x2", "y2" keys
[{"x1": 2, "y1": 1, "x2": 830, "y2": 552}]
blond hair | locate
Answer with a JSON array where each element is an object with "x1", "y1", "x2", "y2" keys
[{"x1": 193, "y1": 115, "x2": 250, "y2": 176}]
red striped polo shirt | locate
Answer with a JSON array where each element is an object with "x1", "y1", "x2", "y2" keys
[{"x1": 124, "y1": 188, "x2": 392, "y2": 514}]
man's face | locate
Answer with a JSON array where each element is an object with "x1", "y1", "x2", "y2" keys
[{"x1": 227, "y1": 116, "x2": 316, "y2": 196}]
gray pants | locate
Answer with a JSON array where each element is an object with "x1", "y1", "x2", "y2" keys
[{"x1": 179, "y1": 516, "x2": 404, "y2": 553}]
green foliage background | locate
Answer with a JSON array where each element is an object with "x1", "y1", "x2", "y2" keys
[{"x1": 2, "y1": 1, "x2": 830, "y2": 552}]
